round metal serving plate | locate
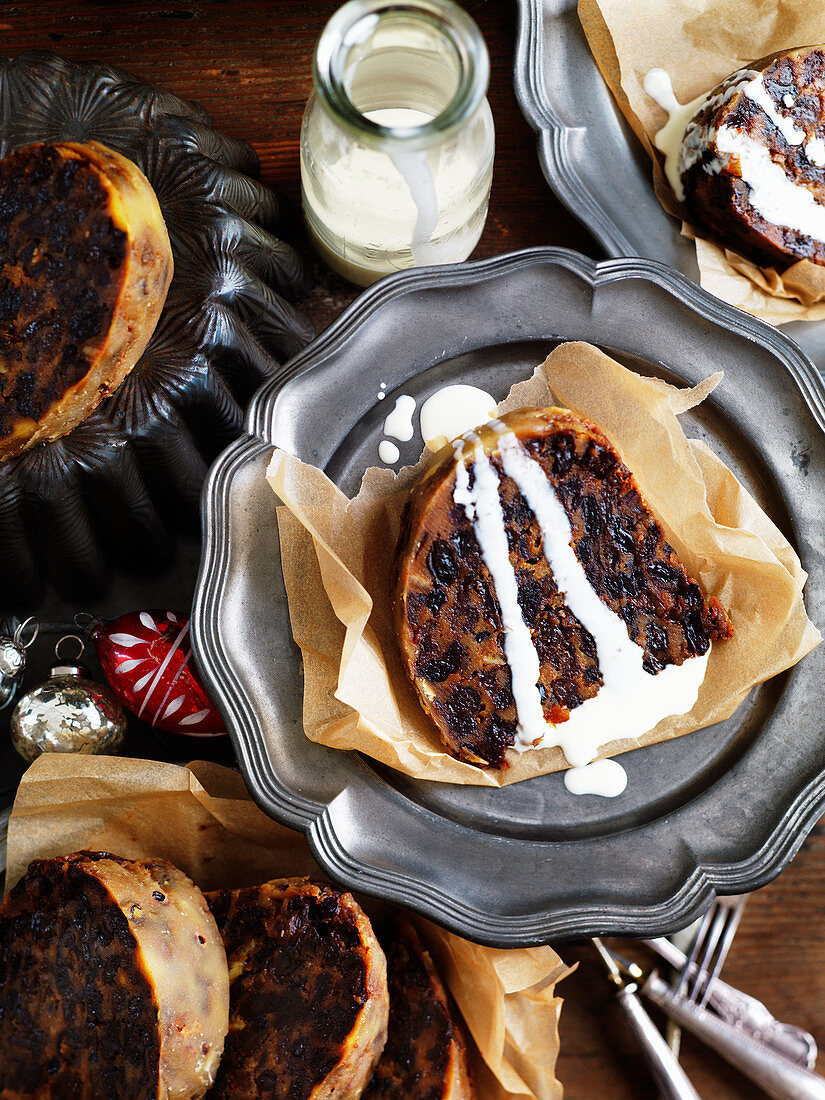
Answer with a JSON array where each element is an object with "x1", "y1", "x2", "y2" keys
[
  {"x1": 193, "y1": 247, "x2": 825, "y2": 946},
  {"x1": 513, "y1": 0, "x2": 825, "y2": 372}
]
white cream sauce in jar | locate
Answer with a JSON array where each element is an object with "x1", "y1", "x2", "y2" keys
[{"x1": 301, "y1": 1, "x2": 495, "y2": 286}]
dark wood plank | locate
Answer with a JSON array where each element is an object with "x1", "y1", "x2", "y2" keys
[{"x1": 1, "y1": 4, "x2": 822, "y2": 1098}]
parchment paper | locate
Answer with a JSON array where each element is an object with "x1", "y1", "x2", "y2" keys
[
  {"x1": 578, "y1": 0, "x2": 825, "y2": 323},
  {"x1": 4, "y1": 754, "x2": 571, "y2": 1100},
  {"x1": 266, "y1": 342, "x2": 820, "y2": 787}
]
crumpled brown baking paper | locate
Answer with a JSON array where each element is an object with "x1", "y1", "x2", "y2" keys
[
  {"x1": 266, "y1": 341, "x2": 820, "y2": 787},
  {"x1": 578, "y1": 0, "x2": 825, "y2": 323},
  {"x1": 4, "y1": 753, "x2": 571, "y2": 1100}
]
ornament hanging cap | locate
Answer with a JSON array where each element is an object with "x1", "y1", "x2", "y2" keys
[
  {"x1": 52, "y1": 633, "x2": 87, "y2": 677},
  {"x1": 0, "y1": 615, "x2": 39, "y2": 711},
  {"x1": 13, "y1": 616, "x2": 39, "y2": 650},
  {"x1": 75, "y1": 611, "x2": 102, "y2": 637}
]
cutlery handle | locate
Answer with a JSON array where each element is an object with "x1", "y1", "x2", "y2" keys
[
  {"x1": 615, "y1": 985, "x2": 702, "y2": 1100},
  {"x1": 644, "y1": 936, "x2": 817, "y2": 1069},
  {"x1": 644, "y1": 972, "x2": 825, "y2": 1100},
  {"x1": 707, "y1": 984, "x2": 818, "y2": 1070}
]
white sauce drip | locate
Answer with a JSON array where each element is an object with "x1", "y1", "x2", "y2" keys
[
  {"x1": 454, "y1": 436, "x2": 548, "y2": 744},
  {"x1": 741, "y1": 74, "x2": 825, "y2": 168},
  {"x1": 383, "y1": 394, "x2": 416, "y2": 442},
  {"x1": 452, "y1": 427, "x2": 710, "y2": 776},
  {"x1": 420, "y1": 384, "x2": 497, "y2": 451},
  {"x1": 644, "y1": 67, "x2": 757, "y2": 201},
  {"x1": 646, "y1": 67, "x2": 825, "y2": 235},
  {"x1": 564, "y1": 758, "x2": 628, "y2": 798},
  {"x1": 742, "y1": 74, "x2": 804, "y2": 145},
  {"x1": 643, "y1": 69, "x2": 708, "y2": 201},
  {"x1": 716, "y1": 125, "x2": 825, "y2": 240},
  {"x1": 367, "y1": 108, "x2": 440, "y2": 264},
  {"x1": 378, "y1": 439, "x2": 400, "y2": 464}
]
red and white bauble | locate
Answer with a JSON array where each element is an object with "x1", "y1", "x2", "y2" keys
[{"x1": 92, "y1": 610, "x2": 226, "y2": 737}]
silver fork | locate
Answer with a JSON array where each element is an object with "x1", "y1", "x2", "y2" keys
[
  {"x1": 646, "y1": 894, "x2": 817, "y2": 1070},
  {"x1": 674, "y1": 894, "x2": 747, "y2": 1009},
  {"x1": 636, "y1": 895, "x2": 825, "y2": 1100},
  {"x1": 653, "y1": 893, "x2": 747, "y2": 1071},
  {"x1": 645, "y1": 934, "x2": 818, "y2": 1069}
]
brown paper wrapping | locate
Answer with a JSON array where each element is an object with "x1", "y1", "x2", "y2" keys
[
  {"x1": 4, "y1": 754, "x2": 571, "y2": 1100},
  {"x1": 578, "y1": 0, "x2": 825, "y2": 323},
  {"x1": 266, "y1": 341, "x2": 820, "y2": 787}
]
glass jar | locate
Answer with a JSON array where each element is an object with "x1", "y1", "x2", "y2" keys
[{"x1": 300, "y1": 0, "x2": 495, "y2": 286}]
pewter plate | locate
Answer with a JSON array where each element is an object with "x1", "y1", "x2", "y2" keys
[
  {"x1": 513, "y1": 0, "x2": 825, "y2": 370},
  {"x1": 193, "y1": 247, "x2": 825, "y2": 946}
]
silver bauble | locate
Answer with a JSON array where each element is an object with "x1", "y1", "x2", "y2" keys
[
  {"x1": 10, "y1": 663, "x2": 127, "y2": 763},
  {"x1": 0, "y1": 636, "x2": 26, "y2": 709},
  {"x1": 0, "y1": 616, "x2": 37, "y2": 710}
]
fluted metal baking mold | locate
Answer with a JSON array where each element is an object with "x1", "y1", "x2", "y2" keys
[{"x1": 0, "y1": 51, "x2": 314, "y2": 607}]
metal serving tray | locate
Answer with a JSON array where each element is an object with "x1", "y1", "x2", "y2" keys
[
  {"x1": 193, "y1": 247, "x2": 825, "y2": 946},
  {"x1": 513, "y1": 0, "x2": 825, "y2": 370}
]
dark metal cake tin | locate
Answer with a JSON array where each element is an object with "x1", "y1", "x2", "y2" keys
[
  {"x1": 192, "y1": 247, "x2": 825, "y2": 946},
  {"x1": 0, "y1": 51, "x2": 314, "y2": 608}
]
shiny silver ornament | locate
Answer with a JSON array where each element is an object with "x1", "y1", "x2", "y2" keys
[
  {"x1": 10, "y1": 635, "x2": 126, "y2": 763},
  {"x1": 0, "y1": 617, "x2": 38, "y2": 710}
]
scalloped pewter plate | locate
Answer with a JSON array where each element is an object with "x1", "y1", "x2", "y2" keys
[
  {"x1": 513, "y1": 0, "x2": 825, "y2": 371},
  {"x1": 192, "y1": 248, "x2": 825, "y2": 946}
]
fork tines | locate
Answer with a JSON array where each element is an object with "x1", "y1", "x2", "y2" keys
[{"x1": 676, "y1": 894, "x2": 748, "y2": 1008}]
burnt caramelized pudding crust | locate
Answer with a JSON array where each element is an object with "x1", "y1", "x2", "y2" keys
[
  {"x1": 365, "y1": 918, "x2": 474, "y2": 1100},
  {"x1": 0, "y1": 140, "x2": 172, "y2": 460},
  {"x1": 1, "y1": 851, "x2": 482, "y2": 1099},
  {"x1": 679, "y1": 45, "x2": 825, "y2": 268},
  {"x1": 0, "y1": 852, "x2": 228, "y2": 1100},
  {"x1": 205, "y1": 877, "x2": 389, "y2": 1100},
  {"x1": 394, "y1": 407, "x2": 733, "y2": 769}
]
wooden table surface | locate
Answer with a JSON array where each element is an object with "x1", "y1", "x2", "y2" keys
[{"x1": 7, "y1": 3, "x2": 825, "y2": 1098}]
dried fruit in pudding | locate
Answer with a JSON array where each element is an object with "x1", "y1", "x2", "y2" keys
[
  {"x1": 395, "y1": 407, "x2": 733, "y2": 768},
  {"x1": 206, "y1": 877, "x2": 389, "y2": 1100},
  {"x1": 679, "y1": 46, "x2": 825, "y2": 267},
  {"x1": 0, "y1": 140, "x2": 173, "y2": 460}
]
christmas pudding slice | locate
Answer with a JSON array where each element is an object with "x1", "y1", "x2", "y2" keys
[
  {"x1": 365, "y1": 918, "x2": 474, "y2": 1100},
  {"x1": 0, "y1": 53, "x2": 315, "y2": 607},
  {"x1": 205, "y1": 878, "x2": 389, "y2": 1099},
  {"x1": 0, "y1": 852, "x2": 229, "y2": 1099},
  {"x1": 0, "y1": 140, "x2": 173, "y2": 460}
]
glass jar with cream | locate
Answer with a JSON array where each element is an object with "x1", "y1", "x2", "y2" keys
[{"x1": 300, "y1": 0, "x2": 495, "y2": 286}]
